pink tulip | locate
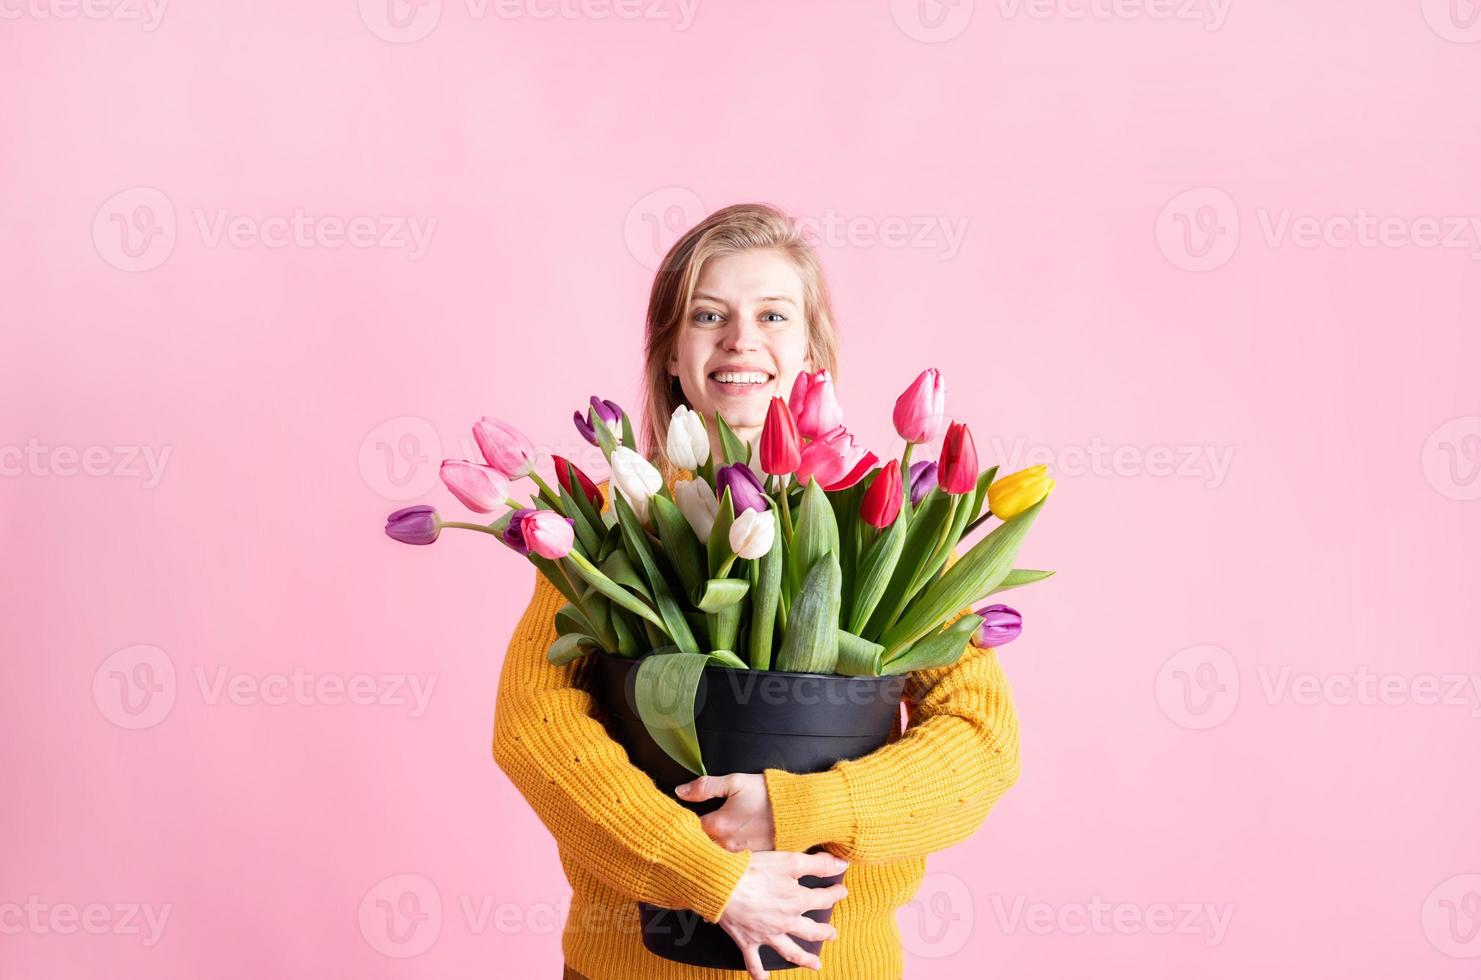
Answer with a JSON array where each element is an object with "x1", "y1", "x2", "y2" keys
[
  {"x1": 788, "y1": 370, "x2": 844, "y2": 440},
  {"x1": 793, "y1": 425, "x2": 876, "y2": 491},
  {"x1": 520, "y1": 508, "x2": 575, "y2": 559},
  {"x1": 472, "y1": 417, "x2": 535, "y2": 478},
  {"x1": 893, "y1": 368, "x2": 946, "y2": 444},
  {"x1": 440, "y1": 459, "x2": 510, "y2": 513}
]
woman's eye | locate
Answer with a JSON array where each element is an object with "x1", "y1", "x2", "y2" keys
[
  {"x1": 693, "y1": 311, "x2": 722, "y2": 324},
  {"x1": 761, "y1": 312, "x2": 787, "y2": 323}
]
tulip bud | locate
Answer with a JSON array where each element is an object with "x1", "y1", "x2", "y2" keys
[
  {"x1": 666, "y1": 404, "x2": 710, "y2": 470},
  {"x1": 715, "y1": 462, "x2": 769, "y2": 516},
  {"x1": 609, "y1": 447, "x2": 663, "y2": 524},
  {"x1": 573, "y1": 396, "x2": 623, "y2": 447},
  {"x1": 788, "y1": 369, "x2": 844, "y2": 440},
  {"x1": 473, "y1": 417, "x2": 536, "y2": 478},
  {"x1": 970, "y1": 604, "x2": 1023, "y2": 648},
  {"x1": 938, "y1": 421, "x2": 979, "y2": 495},
  {"x1": 988, "y1": 465, "x2": 1055, "y2": 520},
  {"x1": 728, "y1": 507, "x2": 776, "y2": 560},
  {"x1": 500, "y1": 507, "x2": 537, "y2": 555},
  {"x1": 520, "y1": 509, "x2": 576, "y2": 559},
  {"x1": 893, "y1": 368, "x2": 946, "y2": 444},
  {"x1": 760, "y1": 397, "x2": 801, "y2": 475},
  {"x1": 908, "y1": 459, "x2": 938, "y2": 506},
  {"x1": 859, "y1": 459, "x2": 903, "y2": 528},
  {"x1": 384, "y1": 505, "x2": 440, "y2": 545},
  {"x1": 440, "y1": 459, "x2": 510, "y2": 513},
  {"x1": 673, "y1": 477, "x2": 719, "y2": 541},
  {"x1": 553, "y1": 455, "x2": 603, "y2": 510}
]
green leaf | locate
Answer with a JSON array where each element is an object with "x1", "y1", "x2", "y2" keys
[
  {"x1": 590, "y1": 405, "x2": 619, "y2": 463},
  {"x1": 748, "y1": 509, "x2": 783, "y2": 671},
  {"x1": 847, "y1": 511, "x2": 907, "y2": 634},
  {"x1": 836, "y1": 629, "x2": 884, "y2": 676},
  {"x1": 707, "y1": 488, "x2": 738, "y2": 578},
  {"x1": 696, "y1": 578, "x2": 750, "y2": 612},
  {"x1": 609, "y1": 606, "x2": 643, "y2": 657},
  {"x1": 775, "y1": 552, "x2": 842, "y2": 674},
  {"x1": 554, "y1": 603, "x2": 591, "y2": 637},
  {"x1": 634, "y1": 652, "x2": 710, "y2": 775},
  {"x1": 613, "y1": 493, "x2": 700, "y2": 652},
  {"x1": 860, "y1": 488, "x2": 952, "y2": 640},
  {"x1": 789, "y1": 478, "x2": 839, "y2": 602},
  {"x1": 714, "y1": 413, "x2": 749, "y2": 465},
  {"x1": 601, "y1": 550, "x2": 653, "y2": 601},
  {"x1": 620, "y1": 410, "x2": 636, "y2": 450},
  {"x1": 707, "y1": 649, "x2": 748, "y2": 669},
  {"x1": 881, "y1": 616, "x2": 982, "y2": 675},
  {"x1": 547, "y1": 632, "x2": 600, "y2": 666},
  {"x1": 529, "y1": 555, "x2": 581, "y2": 606},
  {"x1": 562, "y1": 551, "x2": 665, "y2": 631},
  {"x1": 651, "y1": 493, "x2": 707, "y2": 600},
  {"x1": 881, "y1": 496, "x2": 1047, "y2": 658},
  {"x1": 991, "y1": 568, "x2": 1056, "y2": 595}
]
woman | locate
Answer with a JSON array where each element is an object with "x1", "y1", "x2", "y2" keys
[{"x1": 493, "y1": 203, "x2": 1022, "y2": 980}]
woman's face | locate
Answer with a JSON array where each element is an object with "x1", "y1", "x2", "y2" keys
[{"x1": 667, "y1": 248, "x2": 815, "y2": 453}]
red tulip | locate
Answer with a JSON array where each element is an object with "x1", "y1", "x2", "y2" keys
[
  {"x1": 760, "y1": 397, "x2": 801, "y2": 475},
  {"x1": 893, "y1": 368, "x2": 946, "y2": 444},
  {"x1": 859, "y1": 460, "x2": 903, "y2": 528},
  {"x1": 553, "y1": 455, "x2": 603, "y2": 509},
  {"x1": 938, "y1": 421, "x2": 979, "y2": 494}
]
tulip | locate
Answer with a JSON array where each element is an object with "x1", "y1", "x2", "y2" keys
[
  {"x1": 553, "y1": 455, "x2": 603, "y2": 510},
  {"x1": 473, "y1": 417, "x2": 536, "y2": 478},
  {"x1": 788, "y1": 369, "x2": 844, "y2": 440},
  {"x1": 673, "y1": 477, "x2": 720, "y2": 541},
  {"x1": 908, "y1": 459, "x2": 938, "y2": 506},
  {"x1": 385, "y1": 505, "x2": 440, "y2": 545},
  {"x1": 573, "y1": 396, "x2": 623, "y2": 448},
  {"x1": 666, "y1": 404, "x2": 710, "y2": 470},
  {"x1": 728, "y1": 507, "x2": 776, "y2": 560},
  {"x1": 500, "y1": 507, "x2": 538, "y2": 555},
  {"x1": 440, "y1": 459, "x2": 510, "y2": 513},
  {"x1": 794, "y1": 426, "x2": 877, "y2": 491},
  {"x1": 970, "y1": 604, "x2": 1023, "y2": 648},
  {"x1": 520, "y1": 508, "x2": 576, "y2": 560},
  {"x1": 859, "y1": 460, "x2": 903, "y2": 528},
  {"x1": 716, "y1": 462, "x2": 769, "y2": 516},
  {"x1": 988, "y1": 465, "x2": 1056, "y2": 520},
  {"x1": 938, "y1": 421, "x2": 978, "y2": 495},
  {"x1": 609, "y1": 446, "x2": 663, "y2": 524},
  {"x1": 760, "y1": 397, "x2": 801, "y2": 475},
  {"x1": 893, "y1": 368, "x2": 946, "y2": 444}
]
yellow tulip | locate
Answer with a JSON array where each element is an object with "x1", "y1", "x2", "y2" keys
[{"x1": 988, "y1": 465, "x2": 1054, "y2": 520}]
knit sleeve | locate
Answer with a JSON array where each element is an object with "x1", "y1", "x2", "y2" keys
[
  {"x1": 492, "y1": 569, "x2": 751, "y2": 922},
  {"x1": 762, "y1": 550, "x2": 1023, "y2": 864}
]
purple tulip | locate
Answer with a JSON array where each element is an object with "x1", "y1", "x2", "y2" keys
[
  {"x1": 385, "y1": 505, "x2": 440, "y2": 546},
  {"x1": 908, "y1": 459, "x2": 938, "y2": 506},
  {"x1": 500, "y1": 507, "x2": 538, "y2": 555},
  {"x1": 971, "y1": 604, "x2": 1023, "y2": 648},
  {"x1": 715, "y1": 462, "x2": 769, "y2": 516},
  {"x1": 573, "y1": 396, "x2": 624, "y2": 447}
]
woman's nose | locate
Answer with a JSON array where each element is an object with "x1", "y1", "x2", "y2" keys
[{"x1": 722, "y1": 315, "x2": 762, "y2": 352}]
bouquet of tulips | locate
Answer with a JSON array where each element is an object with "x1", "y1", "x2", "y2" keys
[{"x1": 385, "y1": 368, "x2": 1054, "y2": 775}]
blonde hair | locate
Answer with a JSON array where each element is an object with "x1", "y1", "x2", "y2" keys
[{"x1": 639, "y1": 202, "x2": 841, "y2": 475}]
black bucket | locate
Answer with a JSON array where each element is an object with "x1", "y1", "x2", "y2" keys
[{"x1": 590, "y1": 652, "x2": 906, "y2": 971}]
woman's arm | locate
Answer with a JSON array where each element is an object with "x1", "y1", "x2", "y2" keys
[
  {"x1": 492, "y1": 570, "x2": 750, "y2": 922},
  {"x1": 761, "y1": 549, "x2": 1023, "y2": 865}
]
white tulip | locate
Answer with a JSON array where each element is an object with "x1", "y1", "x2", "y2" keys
[
  {"x1": 609, "y1": 447, "x2": 663, "y2": 524},
  {"x1": 666, "y1": 405, "x2": 711, "y2": 470},
  {"x1": 728, "y1": 507, "x2": 776, "y2": 560},
  {"x1": 673, "y1": 477, "x2": 719, "y2": 542}
]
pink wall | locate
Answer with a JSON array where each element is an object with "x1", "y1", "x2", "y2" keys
[{"x1": 4, "y1": 1, "x2": 1480, "y2": 976}]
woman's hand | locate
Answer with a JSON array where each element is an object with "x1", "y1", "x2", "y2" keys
[
  {"x1": 716, "y1": 850, "x2": 847, "y2": 980},
  {"x1": 675, "y1": 773, "x2": 776, "y2": 852}
]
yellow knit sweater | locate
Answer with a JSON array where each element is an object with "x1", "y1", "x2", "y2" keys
[{"x1": 492, "y1": 477, "x2": 1022, "y2": 979}]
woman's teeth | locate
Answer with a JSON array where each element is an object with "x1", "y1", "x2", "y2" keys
[{"x1": 710, "y1": 371, "x2": 772, "y2": 385}]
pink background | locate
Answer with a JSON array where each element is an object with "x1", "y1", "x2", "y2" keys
[{"x1": 5, "y1": 1, "x2": 1481, "y2": 976}]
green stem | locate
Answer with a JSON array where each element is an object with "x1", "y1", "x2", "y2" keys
[
  {"x1": 898, "y1": 442, "x2": 915, "y2": 519},
  {"x1": 529, "y1": 471, "x2": 561, "y2": 506},
  {"x1": 962, "y1": 508, "x2": 996, "y2": 537},
  {"x1": 441, "y1": 521, "x2": 499, "y2": 534}
]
